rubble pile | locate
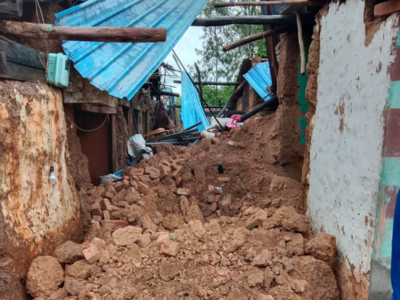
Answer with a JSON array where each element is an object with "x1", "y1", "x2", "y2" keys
[{"x1": 26, "y1": 116, "x2": 340, "y2": 300}]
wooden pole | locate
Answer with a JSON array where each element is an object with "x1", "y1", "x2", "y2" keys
[
  {"x1": 173, "y1": 80, "x2": 240, "y2": 86},
  {"x1": 214, "y1": 1, "x2": 320, "y2": 7},
  {"x1": 192, "y1": 15, "x2": 293, "y2": 27},
  {"x1": 296, "y1": 12, "x2": 306, "y2": 75},
  {"x1": 217, "y1": 80, "x2": 247, "y2": 117},
  {"x1": 160, "y1": 91, "x2": 180, "y2": 97},
  {"x1": 0, "y1": 21, "x2": 167, "y2": 43},
  {"x1": 223, "y1": 26, "x2": 292, "y2": 52}
]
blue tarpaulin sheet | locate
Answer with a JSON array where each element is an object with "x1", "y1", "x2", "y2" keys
[
  {"x1": 181, "y1": 72, "x2": 209, "y2": 132},
  {"x1": 243, "y1": 62, "x2": 273, "y2": 101},
  {"x1": 55, "y1": 0, "x2": 208, "y2": 100}
]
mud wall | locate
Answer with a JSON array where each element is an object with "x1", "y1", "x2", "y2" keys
[
  {"x1": 0, "y1": 81, "x2": 82, "y2": 299},
  {"x1": 305, "y1": 1, "x2": 397, "y2": 299},
  {"x1": 275, "y1": 33, "x2": 304, "y2": 181}
]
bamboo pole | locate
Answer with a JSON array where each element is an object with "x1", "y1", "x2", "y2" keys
[
  {"x1": 223, "y1": 26, "x2": 292, "y2": 52},
  {"x1": 0, "y1": 21, "x2": 167, "y2": 43},
  {"x1": 296, "y1": 12, "x2": 306, "y2": 75},
  {"x1": 214, "y1": 1, "x2": 321, "y2": 7}
]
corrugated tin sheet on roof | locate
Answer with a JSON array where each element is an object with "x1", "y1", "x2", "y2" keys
[
  {"x1": 55, "y1": 0, "x2": 208, "y2": 100},
  {"x1": 243, "y1": 61, "x2": 273, "y2": 101}
]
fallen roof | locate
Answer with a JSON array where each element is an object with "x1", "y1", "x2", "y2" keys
[
  {"x1": 55, "y1": 0, "x2": 208, "y2": 100},
  {"x1": 243, "y1": 61, "x2": 273, "y2": 101}
]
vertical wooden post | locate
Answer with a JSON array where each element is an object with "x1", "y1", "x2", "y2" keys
[
  {"x1": 296, "y1": 12, "x2": 306, "y2": 75},
  {"x1": 111, "y1": 115, "x2": 117, "y2": 172}
]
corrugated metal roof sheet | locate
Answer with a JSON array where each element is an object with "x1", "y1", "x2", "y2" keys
[
  {"x1": 55, "y1": 0, "x2": 208, "y2": 100},
  {"x1": 243, "y1": 61, "x2": 273, "y2": 101},
  {"x1": 181, "y1": 72, "x2": 209, "y2": 132}
]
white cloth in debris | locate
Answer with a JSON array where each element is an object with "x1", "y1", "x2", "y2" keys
[{"x1": 127, "y1": 134, "x2": 153, "y2": 159}]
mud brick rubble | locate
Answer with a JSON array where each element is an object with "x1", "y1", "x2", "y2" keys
[{"x1": 26, "y1": 117, "x2": 340, "y2": 300}]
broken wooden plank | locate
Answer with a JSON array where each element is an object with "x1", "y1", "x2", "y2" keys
[
  {"x1": 0, "y1": 36, "x2": 45, "y2": 69},
  {"x1": 214, "y1": 1, "x2": 320, "y2": 7},
  {"x1": 374, "y1": 0, "x2": 400, "y2": 18},
  {"x1": 223, "y1": 26, "x2": 291, "y2": 52},
  {"x1": 0, "y1": 21, "x2": 167, "y2": 43},
  {"x1": 0, "y1": 52, "x2": 46, "y2": 82},
  {"x1": 76, "y1": 103, "x2": 117, "y2": 115},
  {"x1": 192, "y1": 15, "x2": 294, "y2": 27}
]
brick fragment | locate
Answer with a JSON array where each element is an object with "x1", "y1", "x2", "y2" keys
[
  {"x1": 160, "y1": 240, "x2": 179, "y2": 257},
  {"x1": 90, "y1": 202, "x2": 102, "y2": 216},
  {"x1": 138, "y1": 182, "x2": 150, "y2": 194},
  {"x1": 82, "y1": 243, "x2": 100, "y2": 264},
  {"x1": 92, "y1": 215, "x2": 102, "y2": 222},
  {"x1": 103, "y1": 210, "x2": 110, "y2": 220},
  {"x1": 112, "y1": 189, "x2": 128, "y2": 203},
  {"x1": 114, "y1": 181, "x2": 124, "y2": 192},
  {"x1": 103, "y1": 191, "x2": 114, "y2": 199},
  {"x1": 130, "y1": 168, "x2": 144, "y2": 176},
  {"x1": 217, "y1": 177, "x2": 230, "y2": 182},
  {"x1": 245, "y1": 209, "x2": 268, "y2": 230},
  {"x1": 177, "y1": 188, "x2": 191, "y2": 196},
  {"x1": 100, "y1": 199, "x2": 112, "y2": 211},
  {"x1": 102, "y1": 220, "x2": 128, "y2": 230},
  {"x1": 104, "y1": 180, "x2": 113, "y2": 189}
]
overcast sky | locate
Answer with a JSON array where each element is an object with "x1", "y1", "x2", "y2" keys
[{"x1": 163, "y1": 26, "x2": 204, "y2": 94}]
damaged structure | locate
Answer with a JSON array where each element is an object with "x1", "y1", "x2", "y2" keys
[{"x1": 1, "y1": 0, "x2": 400, "y2": 300}]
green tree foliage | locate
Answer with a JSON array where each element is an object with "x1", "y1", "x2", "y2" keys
[
  {"x1": 193, "y1": 0, "x2": 267, "y2": 82},
  {"x1": 201, "y1": 85, "x2": 234, "y2": 106}
]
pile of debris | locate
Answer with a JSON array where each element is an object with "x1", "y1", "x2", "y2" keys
[{"x1": 25, "y1": 115, "x2": 340, "y2": 300}]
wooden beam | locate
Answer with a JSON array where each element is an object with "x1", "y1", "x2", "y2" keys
[
  {"x1": 0, "y1": 21, "x2": 167, "y2": 43},
  {"x1": 0, "y1": 36, "x2": 45, "y2": 69},
  {"x1": 0, "y1": 52, "x2": 46, "y2": 82},
  {"x1": 223, "y1": 26, "x2": 291, "y2": 52},
  {"x1": 192, "y1": 15, "x2": 294, "y2": 26},
  {"x1": 374, "y1": 0, "x2": 400, "y2": 18},
  {"x1": 214, "y1": 1, "x2": 320, "y2": 7},
  {"x1": 173, "y1": 80, "x2": 240, "y2": 86},
  {"x1": 296, "y1": 12, "x2": 306, "y2": 75},
  {"x1": 111, "y1": 115, "x2": 117, "y2": 172},
  {"x1": 76, "y1": 103, "x2": 117, "y2": 115},
  {"x1": 160, "y1": 91, "x2": 180, "y2": 97}
]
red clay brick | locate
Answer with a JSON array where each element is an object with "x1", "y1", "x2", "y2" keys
[
  {"x1": 100, "y1": 198, "x2": 112, "y2": 211},
  {"x1": 102, "y1": 220, "x2": 128, "y2": 230}
]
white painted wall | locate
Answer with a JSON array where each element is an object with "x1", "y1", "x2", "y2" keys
[{"x1": 307, "y1": 0, "x2": 395, "y2": 274}]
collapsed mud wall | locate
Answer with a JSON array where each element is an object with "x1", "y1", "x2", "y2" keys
[
  {"x1": 303, "y1": 1, "x2": 398, "y2": 299},
  {"x1": 0, "y1": 81, "x2": 82, "y2": 299},
  {"x1": 275, "y1": 33, "x2": 303, "y2": 181}
]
